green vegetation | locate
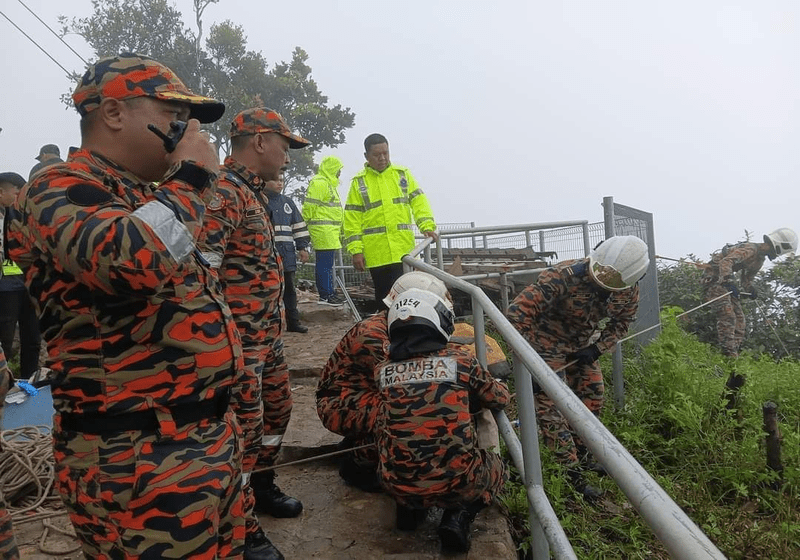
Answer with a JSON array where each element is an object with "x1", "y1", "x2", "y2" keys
[{"x1": 500, "y1": 311, "x2": 800, "y2": 559}]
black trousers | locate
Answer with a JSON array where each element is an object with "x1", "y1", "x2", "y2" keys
[
  {"x1": 0, "y1": 288, "x2": 42, "y2": 379},
  {"x1": 369, "y1": 263, "x2": 405, "y2": 309},
  {"x1": 283, "y1": 270, "x2": 301, "y2": 327}
]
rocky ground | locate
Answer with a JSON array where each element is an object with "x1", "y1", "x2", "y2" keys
[{"x1": 11, "y1": 291, "x2": 517, "y2": 559}]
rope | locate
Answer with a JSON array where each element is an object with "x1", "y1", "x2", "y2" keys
[
  {"x1": 616, "y1": 291, "x2": 735, "y2": 345},
  {"x1": 251, "y1": 442, "x2": 374, "y2": 473},
  {"x1": 0, "y1": 424, "x2": 79, "y2": 554}
]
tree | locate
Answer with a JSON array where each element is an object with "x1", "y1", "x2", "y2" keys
[{"x1": 61, "y1": 0, "x2": 355, "y2": 198}]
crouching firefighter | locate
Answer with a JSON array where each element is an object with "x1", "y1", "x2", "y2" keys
[{"x1": 374, "y1": 288, "x2": 510, "y2": 554}]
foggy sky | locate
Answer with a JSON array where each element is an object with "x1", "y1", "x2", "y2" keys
[{"x1": 2, "y1": 0, "x2": 798, "y2": 261}]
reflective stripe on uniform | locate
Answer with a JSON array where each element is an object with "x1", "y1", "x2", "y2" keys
[
  {"x1": 392, "y1": 197, "x2": 408, "y2": 205},
  {"x1": 200, "y1": 251, "x2": 223, "y2": 269},
  {"x1": 274, "y1": 235, "x2": 294, "y2": 244},
  {"x1": 305, "y1": 197, "x2": 340, "y2": 208},
  {"x1": 408, "y1": 188, "x2": 424, "y2": 200},
  {"x1": 345, "y1": 204, "x2": 364, "y2": 212},
  {"x1": 396, "y1": 224, "x2": 413, "y2": 231},
  {"x1": 345, "y1": 235, "x2": 362, "y2": 245},
  {"x1": 357, "y1": 177, "x2": 383, "y2": 210},
  {"x1": 261, "y1": 434, "x2": 283, "y2": 446},
  {"x1": 131, "y1": 201, "x2": 194, "y2": 262},
  {"x1": 308, "y1": 220, "x2": 341, "y2": 226},
  {"x1": 364, "y1": 226, "x2": 388, "y2": 235}
]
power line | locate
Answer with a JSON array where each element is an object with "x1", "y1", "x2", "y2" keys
[
  {"x1": 0, "y1": 9, "x2": 74, "y2": 78},
  {"x1": 16, "y1": 0, "x2": 87, "y2": 64}
]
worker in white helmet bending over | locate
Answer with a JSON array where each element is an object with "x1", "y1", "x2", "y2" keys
[
  {"x1": 701, "y1": 228, "x2": 797, "y2": 358},
  {"x1": 507, "y1": 235, "x2": 649, "y2": 501}
]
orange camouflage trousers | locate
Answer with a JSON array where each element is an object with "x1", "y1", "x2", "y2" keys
[
  {"x1": 379, "y1": 449, "x2": 506, "y2": 510},
  {"x1": 704, "y1": 283, "x2": 745, "y2": 357},
  {"x1": 233, "y1": 348, "x2": 266, "y2": 534},
  {"x1": 53, "y1": 413, "x2": 245, "y2": 559},
  {"x1": 257, "y1": 338, "x2": 292, "y2": 468},
  {"x1": 536, "y1": 352, "x2": 604, "y2": 467}
]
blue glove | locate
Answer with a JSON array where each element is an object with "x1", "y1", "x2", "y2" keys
[
  {"x1": 722, "y1": 282, "x2": 739, "y2": 299},
  {"x1": 567, "y1": 344, "x2": 602, "y2": 366}
]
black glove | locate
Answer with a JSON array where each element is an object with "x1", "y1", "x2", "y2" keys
[
  {"x1": 567, "y1": 344, "x2": 602, "y2": 366},
  {"x1": 722, "y1": 282, "x2": 739, "y2": 299}
]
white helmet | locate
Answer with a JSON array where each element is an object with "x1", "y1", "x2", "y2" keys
[
  {"x1": 388, "y1": 288, "x2": 455, "y2": 343},
  {"x1": 383, "y1": 270, "x2": 450, "y2": 307},
  {"x1": 763, "y1": 228, "x2": 797, "y2": 260},
  {"x1": 588, "y1": 235, "x2": 650, "y2": 291}
]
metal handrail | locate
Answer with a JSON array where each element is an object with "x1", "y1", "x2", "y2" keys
[{"x1": 403, "y1": 253, "x2": 726, "y2": 560}]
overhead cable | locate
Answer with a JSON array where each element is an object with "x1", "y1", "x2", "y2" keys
[
  {"x1": 0, "y1": 9, "x2": 74, "y2": 78},
  {"x1": 16, "y1": 0, "x2": 87, "y2": 64}
]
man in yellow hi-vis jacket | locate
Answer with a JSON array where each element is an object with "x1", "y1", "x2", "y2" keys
[
  {"x1": 302, "y1": 156, "x2": 346, "y2": 306},
  {"x1": 344, "y1": 134, "x2": 437, "y2": 307}
]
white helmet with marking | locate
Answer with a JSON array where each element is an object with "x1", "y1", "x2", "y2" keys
[
  {"x1": 383, "y1": 270, "x2": 450, "y2": 307},
  {"x1": 588, "y1": 235, "x2": 650, "y2": 291},
  {"x1": 388, "y1": 288, "x2": 455, "y2": 343},
  {"x1": 763, "y1": 228, "x2": 798, "y2": 260}
]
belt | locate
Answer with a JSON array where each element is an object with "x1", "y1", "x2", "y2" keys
[{"x1": 59, "y1": 388, "x2": 231, "y2": 434}]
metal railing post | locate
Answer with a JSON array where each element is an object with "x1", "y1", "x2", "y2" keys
[
  {"x1": 539, "y1": 230, "x2": 546, "y2": 253},
  {"x1": 471, "y1": 297, "x2": 488, "y2": 369},
  {"x1": 500, "y1": 272, "x2": 509, "y2": 314},
  {"x1": 471, "y1": 221, "x2": 476, "y2": 248},
  {"x1": 525, "y1": 229, "x2": 532, "y2": 248},
  {"x1": 612, "y1": 345, "x2": 625, "y2": 409},
  {"x1": 514, "y1": 357, "x2": 550, "y2": 560},
  {"x1": 582, "y1": 221, "x2": 591, "y2": 256}
]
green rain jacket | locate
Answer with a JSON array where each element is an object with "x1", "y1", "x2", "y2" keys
[
  {"x1": 343, "y1": 162, "x2": 436, "y2": 269},
  {"x1": 302, "y1": 156, "x2": 344, "y2": 250}
]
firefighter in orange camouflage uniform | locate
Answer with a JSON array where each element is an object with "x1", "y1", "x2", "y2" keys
[
  {"x1": 507, "y1": 236, "x2": 648, "y2": 500},
  {"x1": 199, "y1": 108, "x2": 310, "y2": 560},
  {"x1": 316, "y1": 271, "x2": 452, "y2": 492},
  {"x1": 701, "y1": 228, "x2": 797, "y2": 358},
  {"x1": 375, "y1": 288, "x2": 508, "y2": 554},
  {"x1": 6, "y1": 53, "x2": 246, "y2": 559}
]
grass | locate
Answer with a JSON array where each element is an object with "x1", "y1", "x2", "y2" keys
[{"x1": 497, "y1": 309, "x2": 800, "y2": 559}]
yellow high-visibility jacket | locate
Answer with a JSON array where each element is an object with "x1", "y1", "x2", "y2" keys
[
  {"x1": 344, "y1": 163, "x2": 436, "y2": 269},
  {"x1": 302, "y1": 156, "x2": 344, "y2": 250}
]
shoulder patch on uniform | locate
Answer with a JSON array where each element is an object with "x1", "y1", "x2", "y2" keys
[
  {"x1": 66, "y1": 183, "x2": 114, "y2": 206},
  {"x1": 283, "y1": 202, "x2": 292, "y2": 214},
  {"x1": 208, "y1": 192, "x2": 226, "y2": 211}
]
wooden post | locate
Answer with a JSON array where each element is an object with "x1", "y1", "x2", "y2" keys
[{"x1": 762, "y1": 401, "x2": 784, "y2": 488}]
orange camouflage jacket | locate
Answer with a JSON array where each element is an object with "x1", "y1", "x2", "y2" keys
[
  {"x1": 507, "y1": 258, "x2": 639, "y2": 355},
  {"x1": 5, "y1": 150, "x2": 243, "y2": 416},
  {"x1": 702, "y1": 242, "x2": 765, "y2": 290},
  {"x1": 374, "y1": 347, "x2": 509, "y2": 494},
  {"x1": 199, "y1": 157, "x2": 284, "y2": 345}
]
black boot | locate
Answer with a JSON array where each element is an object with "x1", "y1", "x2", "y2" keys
[
  {"x1": 578, "y1": 447, "x2": 608, "y2": 476},
  {"x1": 244, "y1": 527, "x2": 284, "y2": 560},
  {"x1": 567, "y1": 469, "x2": 604, "y2": 501},
  {"x1": 395, "y1": 502, "x2": 427, "y2": 531},
  {"x1": 438, "y1": 507, "x2": 474, "y2": 553},
  {"x1": 338, "y1": 455, "x2": 383, "y2": 493},
  {"x1": 251, "y1": 471, "x2": 303, "y2": 518},
  {"x1": 286, "y1": 322, "x2": 308, "y2": 333}
]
